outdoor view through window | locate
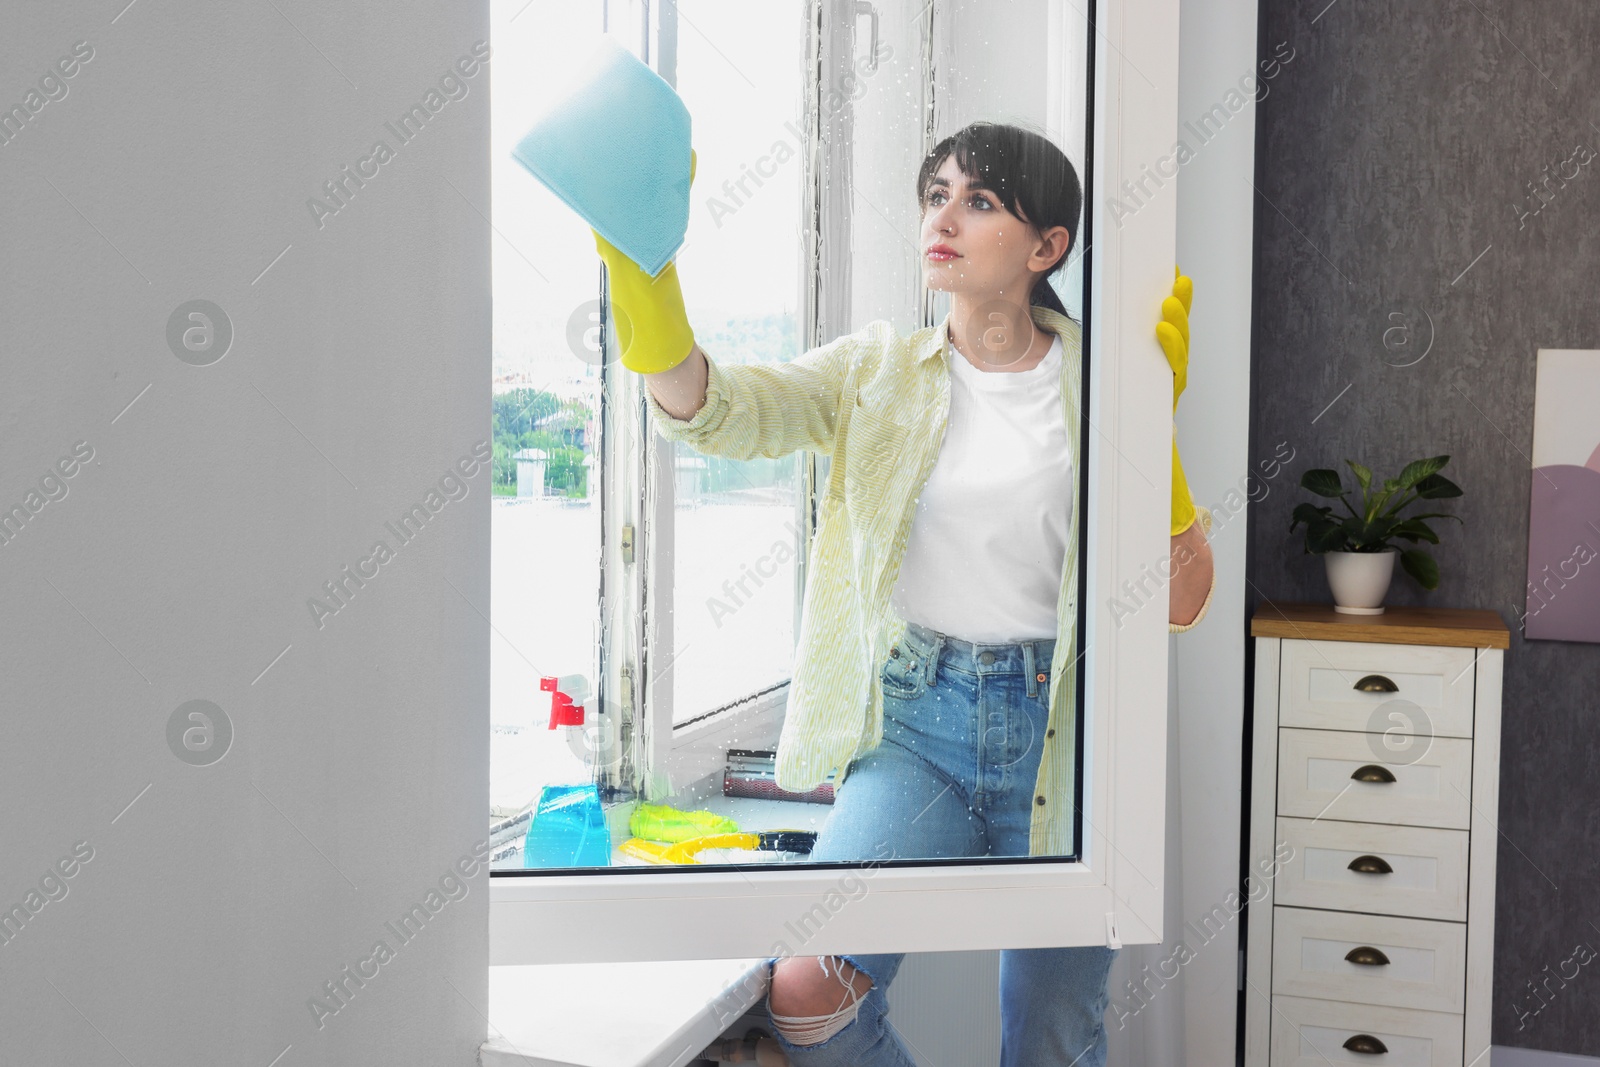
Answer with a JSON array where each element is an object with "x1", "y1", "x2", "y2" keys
[{"x1": 490, "y1": 0, "x2": 1093, "y2": 876}]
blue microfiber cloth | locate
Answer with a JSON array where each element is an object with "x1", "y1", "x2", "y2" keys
[{"x1": 510, "y1": 36, "x2": 692, "y2": 278}]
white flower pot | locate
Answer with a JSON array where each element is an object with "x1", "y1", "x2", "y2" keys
[{"x1": 1324, "y1": 549, "x2": 1398, "y2": 614}]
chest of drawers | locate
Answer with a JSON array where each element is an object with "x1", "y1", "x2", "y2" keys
[{"x1": 1244, "y1": 602, "x2": 1509, "y2": 1067}]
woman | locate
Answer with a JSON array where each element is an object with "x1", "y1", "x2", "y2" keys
[{"x1": 597, "y1": 121, "x2": 1214, "y2": 1066}]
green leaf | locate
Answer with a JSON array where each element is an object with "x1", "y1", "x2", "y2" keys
[
  {"x1": 1365, "y1": 488, "x2": 1395, "y2": 523},
  {"x1": 1362, "y1": 514, "x2": 1398, "y2": 542},
  {"x1": 1400, "y1": 548, "x2": 1440, "y2": 590},
  {"x1": 1301, "y1": 469, "x2": 1345, "y2": 498},
  {"x1": 1413, "y1": 473, "x2": 1463, "y2": 499},
  {"x1": 1389, "y1": 518, "x2": 1440, "y2": 544},
  {"x1": 1341, "y1": 514, "x2": 1382, "y2": 550},
  {"x1": 1345, "y1": 460, "x2": 1373, "y2": 491},
  {"x1": 1290, "y1": 502, "x2": 1333, "y2": 531},
  {"x1": 1395, "y1": 455, "x2": 1449, "y2": 491},
  {"x1": 1310, "y1": 522, "x2": 1350, "y2": 553}
]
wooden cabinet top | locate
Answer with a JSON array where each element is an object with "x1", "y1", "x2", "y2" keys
[{"x1": 1250, "y1": 601, "x2": 1510, "y2": 649}]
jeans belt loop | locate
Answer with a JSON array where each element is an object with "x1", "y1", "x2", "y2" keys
[{"x1": 1023, "y1": 641, "x2": 1037, "y2": 699}]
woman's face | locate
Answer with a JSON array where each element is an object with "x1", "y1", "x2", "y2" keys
[{"x1": 919, "y1": 154, "x2": 1071, "y2": 303}]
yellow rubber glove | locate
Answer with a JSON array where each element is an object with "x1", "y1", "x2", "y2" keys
[
  {"x1": 591, "y1": 149, "x2": 698, "y2": 374},
  {"x1": 1155, "y1": 264, "x2": 1197, "y2": 536}
]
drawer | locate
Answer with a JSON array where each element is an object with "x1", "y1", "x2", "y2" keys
[
  {"x1": 1280, "y1": 639, "x2": 1476, "y2": 739},
  {"x1": 1277, "y1": 728, "x2": 1473, "y2": 830},
  {"x1": 1275, "y1": 817, "x2": 1468, "y2": 922},
  {"x1": 1269, "y1": 994, "x2": 1463, "y2": 1066},
  {"x1": 1271, "y1": 906, "x2": 1467, "y2": 1013}
]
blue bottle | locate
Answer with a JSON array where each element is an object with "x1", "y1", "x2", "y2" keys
[{"x1": 523, "y1": 675, "x2": 612, "y2": 868}]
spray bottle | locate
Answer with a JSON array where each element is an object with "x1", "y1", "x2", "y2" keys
[{"x1": 522, "y1": 673, "x2": 612, "y2": 868}]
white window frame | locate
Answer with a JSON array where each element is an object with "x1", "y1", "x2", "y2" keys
[{"x1": 491, "y1": 0, "x2": 1181, "y2": 964}]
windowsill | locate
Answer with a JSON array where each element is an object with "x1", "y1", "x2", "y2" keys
[
  {"x1": 483, "y1": 956, "x2": 768, "y2": 1067},
  {"x1": 481, "y1": 799, "x2": 821, "y2": 1065},
  {"x1": 691, "y1": 795, "x2": 831, "y2": 833}
]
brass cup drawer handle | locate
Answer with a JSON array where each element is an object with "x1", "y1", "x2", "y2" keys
[
  {"x1": 1342, "y1": 1034, "x2": 1389, "y2": 1055},
  {"x1": 1347, "y1": 854, "x2": 1394, "y2": 875},
  {"x1": 1350, "y1": 763, "x2": 1397, "y2": 783},
  {"x1": 1353, "y1": 673, "x2": 1399, "y2": 692},
  {"x1": 1344, "y1": 945, "x2": 1392, "y2": 966}
]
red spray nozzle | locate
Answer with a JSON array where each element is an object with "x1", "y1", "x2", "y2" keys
[{"x1": 541, "y1": 675, "x2": 588, "y2": 729}]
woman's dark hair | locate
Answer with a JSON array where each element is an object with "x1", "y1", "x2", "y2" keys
[{"x1": 915, "y1": 121, "x2": 1083, "y2": 319}]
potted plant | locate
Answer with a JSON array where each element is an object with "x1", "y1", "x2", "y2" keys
[{"x1": 1289, "y1": 455, "x2": 1464, "y2": 614}]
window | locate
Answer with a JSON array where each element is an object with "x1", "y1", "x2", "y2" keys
[
  {"x1": 490, "y1": 0, "x2": 1183, "y2": 963},
  {"x1": 663, "y1": 0, "x2": 810, "y2": 727},
  {"x1": 485, "y1": 0, "x2": 608, "y2": 868}
]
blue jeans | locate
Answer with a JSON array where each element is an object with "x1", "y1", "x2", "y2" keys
[{"x1": 764, "y1": 621, "x2": 1117, "y2": 1066}]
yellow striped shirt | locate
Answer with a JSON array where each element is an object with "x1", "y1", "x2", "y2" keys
[{"x1": 645, "y1": 304, "x2": 1202, "y2": 857}]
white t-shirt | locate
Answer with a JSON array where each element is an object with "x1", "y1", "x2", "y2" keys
[{"x1": 888, "y1": 330, "x2": 1072, "y2": 643}]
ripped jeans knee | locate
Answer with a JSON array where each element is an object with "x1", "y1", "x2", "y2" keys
[{"x1": 769, "y1": 956, "x2": 873, "y2": 1047}]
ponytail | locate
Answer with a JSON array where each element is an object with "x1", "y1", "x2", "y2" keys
[{"x1": 1030, "y1": 272, "x2": 1070, "y2": 317}]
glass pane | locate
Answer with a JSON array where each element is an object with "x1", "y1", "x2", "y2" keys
[
  {"x1": 777, "y1": 0, "x2": 1100, "y2": 870},
  {"x1": 487, "y1": 0, "x2": 608, "y2": 870},
  {"x1": 637, "y1": 0, "x2": 1096, "y2": 871},
  {"x1": 493, "y1": 0, "x2": 1094, "y2": 875},
  {"x1": 915, "y1": 6, "x2": 1100, "y2": 857},
  {"x1": 843, "y1": 0, "x2": 1094, "y2": 864},
  {"x1": 667, "y1": 0, "x2": 809, "y2": 726}
]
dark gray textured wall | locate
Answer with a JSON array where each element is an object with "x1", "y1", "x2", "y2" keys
[{"x1": 1247, "y1": 2, "x2": 1600, "y2": 1054}]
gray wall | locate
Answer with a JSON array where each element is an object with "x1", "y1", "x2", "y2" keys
[
  {"x1": 1, "y1": 4, "x2": 489, "y2": 1064},
  {"x1": 1247, "y1": 2, "x2": 1600, "y2": 1055}
]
